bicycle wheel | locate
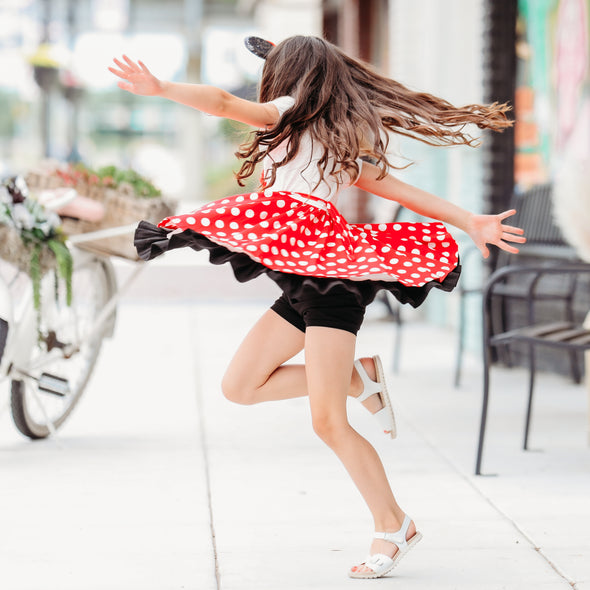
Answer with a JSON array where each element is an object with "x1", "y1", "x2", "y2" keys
[{"x1": 10, "y1": 251, "x2": 115, "y2": 439}]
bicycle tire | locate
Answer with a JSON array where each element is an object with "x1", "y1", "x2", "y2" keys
[{"x1": 10, "y1": 252, "x2": 115, "y2": 439}]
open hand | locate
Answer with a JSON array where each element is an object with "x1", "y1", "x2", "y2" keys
[
  {"x1": 108, "y1": 55, "x2": 162, "y2": 96},
  {"x1": 465, "y1": 209, "x2": 526, "y2": 258}
]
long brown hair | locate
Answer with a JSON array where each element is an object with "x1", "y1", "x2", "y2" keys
[{"x1": 235, "y1": 35, "x2": 512, "y2": 188}]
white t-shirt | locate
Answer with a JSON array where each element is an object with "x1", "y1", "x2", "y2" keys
[{"x1": 262, "y1": 96, "x2": 362, "y2": 203}]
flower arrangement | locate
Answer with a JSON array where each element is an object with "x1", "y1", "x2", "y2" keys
[
  {"x1": 25, "y1": 161, "x2": 174, "y2": 260},
  {"x1": 0, "y1": 176, "x2": 72, "y2": 320},
  {"x1": 50, "y1": 162, "x2": 162, "y2": 199}
]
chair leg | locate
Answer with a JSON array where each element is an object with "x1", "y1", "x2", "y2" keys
[
  {"x1": 568, "y1": 349, "x2": 582, "y2": 384},
  {"x1": 475, "y1": 344, "x2": 492, "y2": 475},
  {"x1": 523, "y1": 344, "x2": 536, "y2": 450}
]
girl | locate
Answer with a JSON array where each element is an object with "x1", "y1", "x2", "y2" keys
[{"x1": 110, "y1": 35, "x2": 525, "y2": 579}]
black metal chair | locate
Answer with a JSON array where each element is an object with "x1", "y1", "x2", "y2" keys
[
  {"x1": 454, "y1": 183, "x2": 581, "y2": 387},
  {"x1": 475, "y1": 262, "x2": 590, "y2": 475}
]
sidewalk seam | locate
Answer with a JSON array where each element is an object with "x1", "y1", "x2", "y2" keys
[
  {"x1": 399, "y1": 406, "x2": 578, "y2": 589},
  {"x1": 192, "y1": 313, "x2": 222, "y2": 590}
]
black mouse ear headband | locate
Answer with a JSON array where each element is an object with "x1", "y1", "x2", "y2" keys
[{"x1": 244, "y1": 36, "x2": 275, "y2": 59}]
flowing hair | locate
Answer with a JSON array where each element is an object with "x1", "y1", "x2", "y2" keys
[{"x1": 235, "y1": 35, "x2": 512, "y2": 188}]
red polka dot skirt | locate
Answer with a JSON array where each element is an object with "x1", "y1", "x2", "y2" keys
[{"x1": 134, "y1": 190, "x2": 460, "y2": 305}]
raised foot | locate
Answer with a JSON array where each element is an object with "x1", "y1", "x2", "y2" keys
[{"x1": 352, "y1": 355, "x2": 396, "y2": 438}]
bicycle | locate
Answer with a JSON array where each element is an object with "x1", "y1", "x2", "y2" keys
[{"x1": 0, "y1": 209, "x2": 144, "y2": 440}]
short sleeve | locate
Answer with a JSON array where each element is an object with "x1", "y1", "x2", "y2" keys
[{"x1": 268, "y1": 96, "x2": 295, "y2": 117}]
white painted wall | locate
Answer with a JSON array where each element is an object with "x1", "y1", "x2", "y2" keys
[
  {"x1": 388, "y1": 0, "x2": 487, "y2": 344},
  {"x1": 253, "y1": 0, "x2": 323, "y2": 42}
]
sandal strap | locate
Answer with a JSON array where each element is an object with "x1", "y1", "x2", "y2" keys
[
  {"x1": 354, "y1": 358, "x2": 382, "y2": 402},
  {"x1": 374, "y1": 515, "x2": 412, "y2": 550}
]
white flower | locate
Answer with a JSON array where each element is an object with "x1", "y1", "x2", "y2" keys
[{"x1": 11, "y1": 203, "x2": 35, "y2": 230}]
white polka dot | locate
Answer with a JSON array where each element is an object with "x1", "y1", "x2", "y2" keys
[
  {"x1": 215, "y1": 220, "x2": 224, "y2": 228},
  {"x1": 403, "y1": 261, "x2": 413, "y2": 267},
  {"x1": 442, "y1": 242, "x2": 450, "y2": 247},
  {"x1": 216, "y1": 207, "x2": 226, "y2": 214},
  {"x1": 260, "y1": 211, "x2": 268, "y2": 220},
  {"x1": 389, "y1": 258, "x2": 399, "y2": 264},
  {"x1": 398, "y1": 246, "x2": 406, "y2": 252},
  {"x1": 236, "y1": 196, "x2": 245, "y2": 202},
  {"x1": 271, "y1": 246, "x2": 279, "y2": 255},
  {"x1": 229, "y1": 222, "x2": 238, "y2": 230},
  {"x1": 171, "y1": 218, "x2": 181, "y2": 224},
  {"x1": 247, "y1": 232, "x2": 257, "y2": 240},
  {"x1": 250, "y1": 193, "x2": 258, "y2": 200},
  {"x1": 281, "y1": 235, "x2": 287, "y2": 243},
  {"x1": 274, "y1": 260, "x2": 285, "y2": 266},
  {"x1": 398, "y1": 269, "x2": 407, "y2": 274},
  {"x1": 292, "y1": 252, "x2": 300, "y2": 258},
  {"x1": 233, "y1": 233, "x2": 243, "y2": 240},
  {"x1": 260, "y1": 244, "x2": 269, "y2": 252},
  {"x1": 411, "y1": 273, "x2": 421, "y2": 278},
  {"x1": 393, "y1": 224, "x2": 402, "y2": 231},
  {"x1": 231, "y1": 207, "x2": 240, "y2": 216},
  {"x1": 307, "y1": 265, "x2": 317, "y2": 272},
  {"x1": 381, "y1": 246, "x2": 391, "y2": 253},
  {"x1": 260, "y1": 221, "x2": 270, "y2": 228},
  {"x1": 273, "y1": 221, "x2": 281, "y2": 229},
  {"x1": 246, "y1": 245, "x2": 257, "y2": 252},
  {"x1": 221, "y1": 199, "x2": 230, "y2": 204},
  {"x1": 201, "y1": 218, "x2": 210, "y2": 226},
  {"x1": 277, "y1": 200, "x2": 285, "y2": 208},
  {"x1": 186, "y1": 217, "x2": 196, "y2": 225},
  {"x1": 408, "y1": 226, "x2": 416, "y2": 231},
  {"x1": 245, "y1": 209, "x2": 255, "y2": 218},
  {"x1": 412, "y1": 257, "x2": 421, "y2": 262},
  {"x1": 378, "y1": 223, "x2": 387, "y2": 231}
]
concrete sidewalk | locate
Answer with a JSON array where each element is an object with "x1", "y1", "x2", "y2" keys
[{"x1": 1, "y1": 262, "x2": 589, "y2": 590}]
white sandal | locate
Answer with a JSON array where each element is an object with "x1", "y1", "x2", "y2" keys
[
  {"x1": 349, "y1": 515, "x2": 422, "y2": 579},
  {"x1": 354, "y1": 355, "x2": 396, "y2": 439}
]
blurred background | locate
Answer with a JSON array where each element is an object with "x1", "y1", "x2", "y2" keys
[{"x1": 0, "y1": 0, "x2": 588, "y2": 350}]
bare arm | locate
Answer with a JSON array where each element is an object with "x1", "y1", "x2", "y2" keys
[
  {"x1": 355, "y1": 161, "x2": 526, "y2": 258},
  {"x1": 109, "y1": 55, "x2": 279, "y2": 128}
]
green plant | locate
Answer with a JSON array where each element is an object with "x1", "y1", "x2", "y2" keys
[{"x1": 0, "y1": 176, "x2": 72, "y2": 328}]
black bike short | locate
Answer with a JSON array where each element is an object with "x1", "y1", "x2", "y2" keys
[{"x1": 270, "y1": 283, "x2": 369, "y2": 336}]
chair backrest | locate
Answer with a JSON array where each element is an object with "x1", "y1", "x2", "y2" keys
[{"x1": 505, "y1": 183, "x2": 578, "y2": 261}]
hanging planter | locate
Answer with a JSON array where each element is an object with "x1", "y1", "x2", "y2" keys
[{"x1": 0, "y1": 176, "x2": 72, "y2": 328}]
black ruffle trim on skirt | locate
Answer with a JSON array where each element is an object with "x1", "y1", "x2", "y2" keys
[{"x1": 134, "y1": 221, "x2": 461, "y2": 309}]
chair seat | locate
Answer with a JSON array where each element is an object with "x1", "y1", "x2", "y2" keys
[{"x1": 490, "y1": 322, "x2": 590, "y2": 350}]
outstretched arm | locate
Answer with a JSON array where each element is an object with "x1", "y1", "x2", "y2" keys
[
  {"x1": 108, "y1": 55, "x2": 279, "y2": 128},
  {"x1": 355, "y1": 161, "x2": 526, "y2": 258}
]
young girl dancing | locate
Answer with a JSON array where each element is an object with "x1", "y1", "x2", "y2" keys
[{"x1": 110, "y1": 35, "x2": 525, "y2": 579}]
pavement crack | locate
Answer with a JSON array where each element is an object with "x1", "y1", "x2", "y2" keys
[
  {"x1": 399, "y1": 405, "x2": 578, "y2": 590},
  {"x1": 191, "y1": 311, "x2": 222, "y2": 590}
]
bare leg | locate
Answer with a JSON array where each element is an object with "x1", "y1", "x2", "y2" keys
[
  {"x1": 222, "y1": 309, "x2": 384, "y2": 413},
  {"x1": 304, "y1": 326, "x2": 416, "y2": 569}
]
